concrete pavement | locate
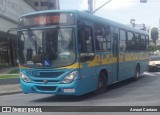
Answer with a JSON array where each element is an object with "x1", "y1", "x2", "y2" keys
[
  {"x1": 0, "y1": 84, "x2": 21, "y2": 96},
  {"x1": 0, "y1": 67, "x2": 21, "y2": 96}
]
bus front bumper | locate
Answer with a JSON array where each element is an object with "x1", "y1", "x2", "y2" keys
[{"x1": 20, "y1": 79, "x2": 87, "y2": 96}]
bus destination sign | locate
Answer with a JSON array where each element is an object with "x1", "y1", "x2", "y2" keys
[{"x1": 19, "y1": 13, "x2": 74, "y2": 28}]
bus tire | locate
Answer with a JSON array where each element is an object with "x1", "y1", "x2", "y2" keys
[
  {"x1": 94, "y1": 72, "x2": 107, "y2": 94},
  {"x1": 134, "y1": 65, "x2": 140, "y2": 80}
]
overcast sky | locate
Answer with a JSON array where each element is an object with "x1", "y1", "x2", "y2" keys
[{"x1": 60, "y1": 0, "x2": 160, "y2": 28}]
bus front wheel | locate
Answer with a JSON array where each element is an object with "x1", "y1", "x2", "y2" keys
[{"x1": 94, "y1": 72, "x2": 107, "y2": 94}]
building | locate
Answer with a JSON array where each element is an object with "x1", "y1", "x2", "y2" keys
[
  {"x1": 159, "y1": 18, "x2": 160, "y2": 39},
  {"x1": 0, "y1": 0, "x2": 36, "y2": 67},
  {"x1": 24, "y1": 0, "x2": 60, "y2": 11},
  {"x1": 0, "y1": 0, "x2": 60, "y2": 68}
]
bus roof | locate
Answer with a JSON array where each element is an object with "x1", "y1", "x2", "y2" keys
[
  {"x1": 20, "y1": 9, "x2": 148, "y2": 35},
  {"x1": 20, "y1": 9, "x2": 79, "y2": 17},
  {"x1": 78, "y1": 11, "x2": 148, "y2": 35}
]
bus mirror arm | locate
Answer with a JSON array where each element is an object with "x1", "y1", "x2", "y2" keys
[{"x1": 6, "y1": 28, "x2": 17, "y2": 40}]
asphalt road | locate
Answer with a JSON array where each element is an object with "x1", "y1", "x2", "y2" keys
[{"x1": 0, "y1": 72, "x2": 160, "y2": 114}]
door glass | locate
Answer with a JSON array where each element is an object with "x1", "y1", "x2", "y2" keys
[{"x1": 78, "y1": 26, "x2": 94, "y2": 53}]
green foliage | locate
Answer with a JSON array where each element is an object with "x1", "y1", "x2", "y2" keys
[
  {"x1": 151, "y1": 27, "x2": 159, "y2": 44},
  {"x1": 0, "y1": 75, "x2": 18, "y2": 79},
  {"x1": 149, "y1": 45, "x2": 160, "y2": 52},
  {"x1": 8, "y1": 69, "x2": 19, "y2": 74}
]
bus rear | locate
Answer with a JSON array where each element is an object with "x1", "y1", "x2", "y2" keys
[{"x1": 17, "y1": 11, "x2": 86, "y2": 96}]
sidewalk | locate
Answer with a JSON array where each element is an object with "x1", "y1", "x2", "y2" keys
[
  {"x1": 0, "y1": 84, "x2": 21, "y2": 96},
  {"x1": 0, "y1": 67, "x2": 22, "y2": 96}
]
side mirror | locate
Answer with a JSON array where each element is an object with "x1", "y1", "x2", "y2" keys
[{"x1": 6, "y1": 28, "x2": 17, "y2": 38}]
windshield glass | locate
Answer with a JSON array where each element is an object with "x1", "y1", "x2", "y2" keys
[
  {"x1": 17, "y1": 27, "x2": 76, "y2": 68},
  {"x1": 150, "y1": 56, "x2": 160, "y2": 61}
]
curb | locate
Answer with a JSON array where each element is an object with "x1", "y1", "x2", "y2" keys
[
  {"x1": 0, "y1": 91, "x2": 22, "y2": 96},
  {"x1": 0, "y1": 74, "x2": 19, "y2": 76}
]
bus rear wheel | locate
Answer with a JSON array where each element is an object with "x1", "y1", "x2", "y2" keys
[
  {"x1": 134, "y1": 66, "x2": 140, "y2": 80},
  {"x1": 94, "y1": 72, "x2": 107, "y2": 94}
]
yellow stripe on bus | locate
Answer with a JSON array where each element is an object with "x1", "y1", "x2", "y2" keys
[
  {"x1": 19, "y1": 53, "x2": 149, "y2": 69},
  {"x1": 59, "y1": 63, "x2": 83, "y2": 69}
]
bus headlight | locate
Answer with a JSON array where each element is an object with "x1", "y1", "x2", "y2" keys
[
  {"x1": 61, "y1": 71, "x2": 78, "y2": 84},
  {"x1": 20, "y1": 72, "x2": 31, "y2": 83}
]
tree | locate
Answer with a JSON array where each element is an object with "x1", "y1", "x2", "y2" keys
[{"x1": 151, "y1": 27, "x2": 159, "y2": 45}]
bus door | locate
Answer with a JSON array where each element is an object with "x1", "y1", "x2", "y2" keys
[
  {"x1": 78, "y1": 21, "x2": 97, "y2": 92},
  {"x1": 112, "y1": 34, "x2": 119, "y2": 82}
]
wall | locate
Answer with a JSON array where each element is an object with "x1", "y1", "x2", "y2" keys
[
  {"x1": 0, "y1": 0, "x2": 36, "y2": 67},
  {"x1": 0, "y1": 0, "x2": 36, "y2": 32}
]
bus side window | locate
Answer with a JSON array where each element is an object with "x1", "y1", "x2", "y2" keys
[
  {"x1": 78, "y1": 26, "x2": 93, "y2": 53},
  {"x1": 106, "y1": 25, "x2": 111, "y2": 52},
  {"x1": 146, "y1": 36, "x2": 149, "y2": 50},
  {"x1": 141, "y1": 35, "x2": 146, "y2": 50},
  {"x1": 95, "y1": 24, "x2": 106, "y2": 51},
  {"x1": 119, "y1": 29, "x2": 126, "y2": 52},
  {"x1": 126, "y1": 32, "x2": 134, "y2": 51},
  {"x1": 134, "y1": 33, "x2": 141, "y2": 51}
]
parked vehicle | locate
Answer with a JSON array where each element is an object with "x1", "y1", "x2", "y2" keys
[{"x1": 149, "y1": 55, "x2": 160, "y2": 72}]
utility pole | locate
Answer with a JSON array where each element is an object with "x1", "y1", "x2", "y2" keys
[
  {"x1": 88, "y1": 0, "x2": 93, "y2": 12},
  {"x1": 130, "y1": 19, "x2": 135, "y2": 27},
  {"x1": 140, "y1": 0, "x2": 147, "y2": 3},
  {"x1": 92, "y1": 0, "x2": 112, "y2": 14}
]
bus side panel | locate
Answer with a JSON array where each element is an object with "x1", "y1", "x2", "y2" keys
[
  {"x1": 118, "y1": 53, "x2": 136, "y2": 81},
  {"x1": 119, "y1": 61, "x2": 132, "y2": 81},
  {"x1": 140, "y1": 52, "x2": 149, "y2": 73},
  {"x1": 78, "y1": 65, "x2": 98, "y2": 94},
  {"x1": 118, "y1": 52, "x2": 148, "y2": 81}
]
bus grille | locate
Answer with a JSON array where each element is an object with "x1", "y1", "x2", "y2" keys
[
  {"x1": 33, "y1": 71, "x2": 64, "y2": 78},
  {"x1": 36, "y1": 86, "x2": 57, "y2": 91},
  {"x1": 33, "y1": 80, "x2": 59, "y2": 83}
]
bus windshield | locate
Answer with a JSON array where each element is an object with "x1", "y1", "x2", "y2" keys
[{"x1": 17, "y1": 27, "x2": 76, "y2": 68}]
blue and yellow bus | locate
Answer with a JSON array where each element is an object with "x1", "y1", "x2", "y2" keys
[{"x1": 16, "y1": 10, "x2": 149, "y2": 96}]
